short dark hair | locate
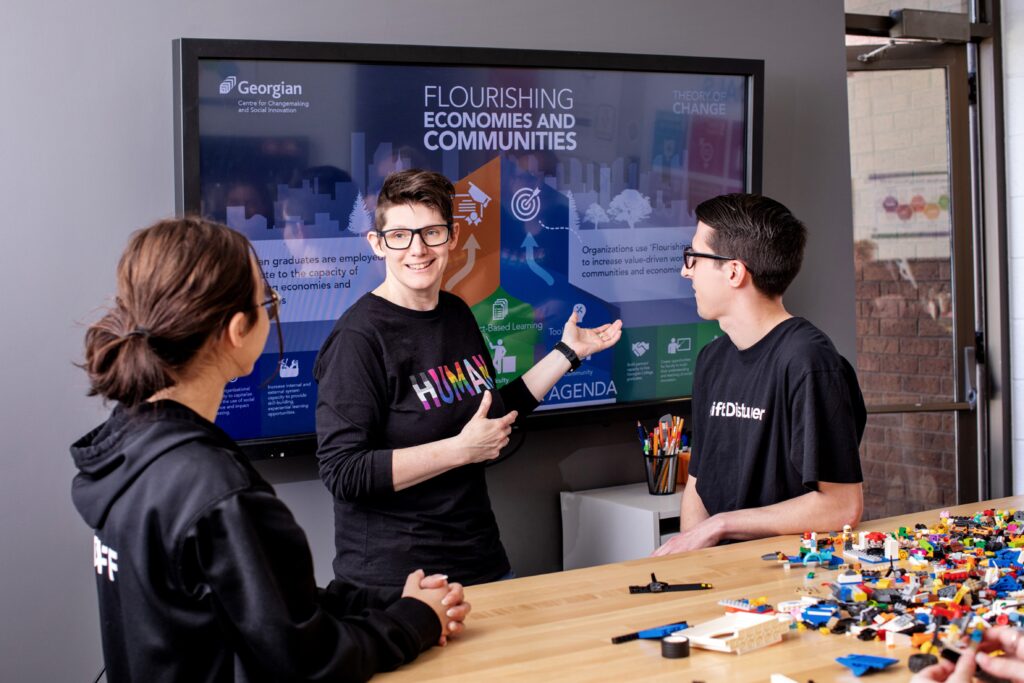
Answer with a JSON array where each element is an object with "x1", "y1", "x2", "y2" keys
[
  {"x1": 695, "y1": 193, "x2": 807, "y2": 297},
  {"x1": 82, "y1": 217, "x2": 262, "y2": 406},
  {"x1": 375, "y1": 169, "x2": 454, "y2": 229}
]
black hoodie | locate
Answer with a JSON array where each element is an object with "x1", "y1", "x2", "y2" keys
[{"x1": 70, "y1": 400, "x2": 440, "y2": 683}]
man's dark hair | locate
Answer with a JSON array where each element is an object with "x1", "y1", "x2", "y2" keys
[
  {"x1": 694, "y1": 193, "x2": 807, "y2": 297},
  {"x1": 375, "y1": 169, "x2": 454, "y2": 229}
]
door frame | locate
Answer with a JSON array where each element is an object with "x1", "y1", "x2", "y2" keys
[{"x1": 846, "y1": 42, "x2": 979, "y2": 503}]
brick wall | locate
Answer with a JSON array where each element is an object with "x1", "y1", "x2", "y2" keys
[{"x1": 855, "y1": 243, "x2": 957, "y2": 518}]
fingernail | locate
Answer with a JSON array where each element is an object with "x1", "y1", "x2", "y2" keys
[
  {"x1": 442, "y1": 597, "x2": 451, "y2": 606},
  {"x1": 447, "y1": 608, "x2": 456, "y2": 617}
]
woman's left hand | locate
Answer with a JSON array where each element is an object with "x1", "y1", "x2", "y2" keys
[{"x1": 561, "y1": 313, "x2": 623, "y2": 359}]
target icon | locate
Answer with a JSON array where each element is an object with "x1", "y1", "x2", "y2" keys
[{"x1": 511, "y1": 187, "x2": 542, "y2": 222}]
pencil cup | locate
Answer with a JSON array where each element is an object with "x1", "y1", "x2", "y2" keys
[
  {"x1": 644, "y1": 453, "x2": 678, "y2": 495},
  {"x1": 676, "y1": 449, "x2": 690, "y2": 487}
]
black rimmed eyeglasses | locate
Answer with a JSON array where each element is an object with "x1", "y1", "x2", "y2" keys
[
  {"x1": 255, "y1": 285, "x2": 285, "y2": 387},
  {"x1": 259, "y1": 288, "x2": 281, "y2": 318},
  {"x1": 682, "y1": 244, "x2": 735, "y2": 271},
  {"x1": 375, "y1": 224, "x2": 452, "y2": 250}
]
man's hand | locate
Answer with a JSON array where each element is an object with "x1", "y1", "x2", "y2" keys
[{"x1": 653, "y1": 516, "x2": 723, "y2": 556}]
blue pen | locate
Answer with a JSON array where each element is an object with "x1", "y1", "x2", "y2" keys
[{"x1": 611, "y1": 621, "x2": 688, "y2": 644}]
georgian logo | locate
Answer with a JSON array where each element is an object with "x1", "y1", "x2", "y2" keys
[{"x1": 218, "y1": 75, "x2": 303, "y2": 99}]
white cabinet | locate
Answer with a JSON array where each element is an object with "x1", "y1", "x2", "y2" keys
[{"x1": 560, "y1": 483, "x2": 682, "y2": 570}]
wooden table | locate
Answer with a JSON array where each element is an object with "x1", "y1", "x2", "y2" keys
[{"x1": 378, "y1": 496, "x2": 1024, "y2": 682}]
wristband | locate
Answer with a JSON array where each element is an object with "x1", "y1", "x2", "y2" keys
[{"x1": 553, "y1": 341, "x2": 581, "y2": 372}]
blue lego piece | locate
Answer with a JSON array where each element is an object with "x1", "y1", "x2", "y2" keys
[
  {"x1": 802, "y1": 603, "x2": 840, "y2": 627},
  {"x1": 992, "y1": 548, "x2": 1024, "y2": 568},
  {"x1": 786, "y1": 554, "x2": 845, "y2": 569},
  {"x1": 636, "y1": 622, "x2": 688, "y2": 639},
  {"x1": 833, "y1": 584, "x2": 858, "y2": 601},
  {"x1": 836, "y1": 654, "x2": 900, "y2": 677},
  {"x1": 990, "y1": 575, "x2": 1022, "y2": 595}
]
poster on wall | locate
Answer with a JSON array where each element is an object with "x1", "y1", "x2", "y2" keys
[{"x1": 859, "y1": 170, "x2": 951, "y2": 260}]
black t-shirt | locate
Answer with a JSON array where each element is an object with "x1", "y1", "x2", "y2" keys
[
  {"x1": 314, "y1": 291, "x2": 538, "y2": 588},
  {"x1": 689, "y1": 317, "x2": 865, "y2": 518}
]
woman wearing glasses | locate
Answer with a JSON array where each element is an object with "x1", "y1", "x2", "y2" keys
[
  {"x1": 71, "y1": 217, "x2": 468, "y2": 682},
  {"x1": 314, "y1": 170, "x2": 622, "y2": 590}
]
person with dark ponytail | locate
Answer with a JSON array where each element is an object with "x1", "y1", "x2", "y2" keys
[{"x1": 71, "y1": 217, "x2": 469, "y2": 683}]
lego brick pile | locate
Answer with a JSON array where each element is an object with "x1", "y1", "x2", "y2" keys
[{"x1": 765, "y1": 508, "x2": 1024, "y2": 667}]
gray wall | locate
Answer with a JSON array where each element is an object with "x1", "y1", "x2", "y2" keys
[{"x1": 0, "y1": 1, "x2": 853, "y2": 679}]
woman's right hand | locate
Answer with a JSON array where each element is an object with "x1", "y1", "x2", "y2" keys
[{"x1": 455, "y1": 391, "x2": 517, "y2": 464}]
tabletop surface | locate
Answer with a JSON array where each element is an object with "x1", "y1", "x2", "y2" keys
[{"x1": 377, "y1": 495, "x2": 1024, "y2": 682}]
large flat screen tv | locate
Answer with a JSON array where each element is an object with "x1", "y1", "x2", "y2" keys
[{"x1": 173, "y1": 39, "x2": 763, "y2": 460}]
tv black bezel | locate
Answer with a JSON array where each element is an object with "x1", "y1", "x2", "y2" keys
[{"x1": 173, "y1": 37, "x2": 764, "y2": 461}]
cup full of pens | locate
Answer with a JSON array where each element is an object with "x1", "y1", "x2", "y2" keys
[{"x1": 638, "y1": 414, "x2": 686, "y2": 495}]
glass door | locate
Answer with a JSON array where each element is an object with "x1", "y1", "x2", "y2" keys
[{"x1": 846, "y1": 41, "x2": 979, "y2": 518}]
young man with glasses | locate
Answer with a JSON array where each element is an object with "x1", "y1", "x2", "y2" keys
[
  {"x1": 654, "y1": 193, "x2": 865, "y2": 555},
  {"x1": 314, "y1": 169, "x2": 622, "y2": 589}
]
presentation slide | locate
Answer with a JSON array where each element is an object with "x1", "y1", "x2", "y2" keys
[{"x1": 195, "y1": 58, "x2": 748, "y2": 442}]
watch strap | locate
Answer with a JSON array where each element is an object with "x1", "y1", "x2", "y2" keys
[{"x1": 553, "y1": 341, "x2": 581, "y2": 372}]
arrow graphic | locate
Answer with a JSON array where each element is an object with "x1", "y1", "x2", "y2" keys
[
  {"x1": 445, "y1": 233, "x2": 480, "y2": 290},
  {"x1": 539, "y1": 221, "x2": 583, "y2": 243},
  {"x1": 520, "y1": 233, "x2": 553, "y2": 286}
]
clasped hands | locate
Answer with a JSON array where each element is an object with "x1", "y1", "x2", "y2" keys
[{"x1": 402, "y1": 569, "x2": 471, "y2": 646}]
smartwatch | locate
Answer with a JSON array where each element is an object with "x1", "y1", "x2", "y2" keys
[{"x1": 553, "y1": 341, "x2": 581, "y2": 372}]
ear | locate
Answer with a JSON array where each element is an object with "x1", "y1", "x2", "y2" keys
[
  {"x1": 448, "y1": 222, "x2": 460, "y2": 251},
  {"x1": 224, "y1": 311, "x2": 251, "y2": 350},
  {"x1": 726, "y1": 260, "x2": 749, "y2": 289},
  {"x1": 367, "y1": 230, "x2": 386, "y2": 258}
]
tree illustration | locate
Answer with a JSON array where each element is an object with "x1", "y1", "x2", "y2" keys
[
  {"x1": 584, "y1": 203, "x2": 608, "y2": 229},
  {"x1": 607, "y1": 189, "x2": 652, "y2": 229},
  {"x1": 565, "y1": 190, "x2": 580, "y2": 233},
  {"x1": 347, "y1": 192, "x2": 373, "y2": 233}
]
